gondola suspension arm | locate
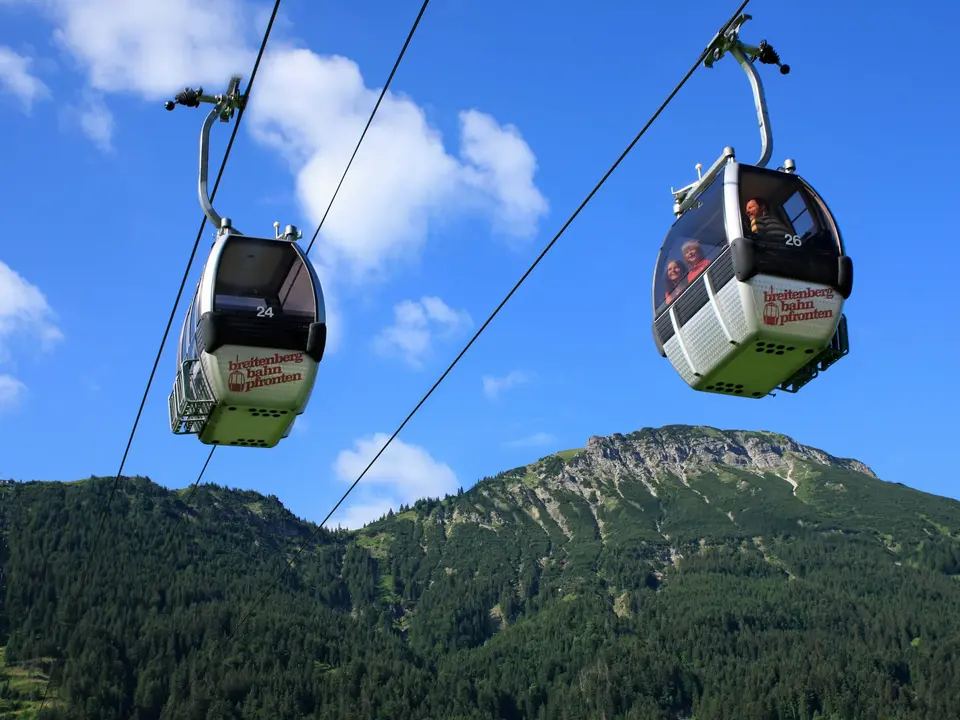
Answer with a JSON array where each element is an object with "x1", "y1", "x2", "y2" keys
[
  {"x1": 670, "y1": 13, "x2": 790, "y2": 217},
  {"x1": 164, "y1": 76, "x2": 246, "y2": 235}
]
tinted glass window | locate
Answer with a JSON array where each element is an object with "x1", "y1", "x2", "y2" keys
[
  {"x1": 213, "y1": 237, "x2": 317, "y2": 319},
  {"x1": 739, "y1": 166, "x2": 839, "y2": 256},
  {"x1": 278, "y1": 263, "x2": 317, "y2": 317},
  {"x1": 653, "y1": 176, "x2": 728, "y2": 316},
  {"x1": 179, "y1": 294, "x2": 195, "y2": 363}
]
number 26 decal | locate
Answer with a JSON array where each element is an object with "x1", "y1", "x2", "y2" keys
[{"x1": 784, "y1": 234, "x2": 803, "y2": 246}]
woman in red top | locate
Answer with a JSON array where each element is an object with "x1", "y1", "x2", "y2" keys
[
  {"x1": 664, "y1": 259, "x2": 687, "y2": 304},
  {"x1": 682, "y1": 240, "x2": 709, "y2": 282}
]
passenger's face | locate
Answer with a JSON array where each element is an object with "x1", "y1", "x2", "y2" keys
[
  {"x1": 684, "y1": 245, "x2": 702, "y2": 265},
  {"x1": 667, "y1": 262, "x2": 682, "y2": 281},
  {"x1": 746, "y1": 200, "x2": 761, "y2": 220}
]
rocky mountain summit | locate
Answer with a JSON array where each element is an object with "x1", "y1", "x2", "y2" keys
[
  {"x1": 416, "y1": 425, "x2": 893, "y2": 556},
  {"x1": 524, "y1": 425, "x2": 875, "y2": 502},
  {"x1": 578, "y1": 425, "x2": 876, "y2": 479}
]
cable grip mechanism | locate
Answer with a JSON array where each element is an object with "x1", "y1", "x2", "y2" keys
[
  {"x1": 163, "y1": 75, "x2": 246, "y2": 233},
  {"x1": 163, "y1": 76, "x2": 245, "y2": 122},
  {"x1": 703, "y1": 14, "x2": 790, "y2": 75}
]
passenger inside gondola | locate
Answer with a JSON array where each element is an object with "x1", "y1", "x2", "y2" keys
[
  {"x1": 682, "y1": 240, "x2": 709, "y2": 282},
  {"x1": 654, "y1": 175, "x2": 729, "y2": 316},
  {"x1": 745, "y1": 197, "x2": 791, "y2": 240},
  {"x1": 664, "y1": 259, "x2": 687, "y2": 304}
]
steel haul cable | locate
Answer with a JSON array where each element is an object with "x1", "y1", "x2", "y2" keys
[
  {"x1": 275, "y1": 0, "x2": 431, "y2": 312},
  {"x1": 152, "y1": 1, "x2": 438, "y2": 715},
  {"x1": 38, "y1": 0, "x2": 435, "y2": 710},
  {"x1": 158, "y1": 0, "x2": 751, "y2": 712},
  {"x1": 84, "y1": 1, "x2": 284, "y2": 563},
  {"x1": 35, "y1": 3, "x2": 285, "y2": 714},
  {"x1": 165, "y1": 0, "x2": 432, "y2": 565}
]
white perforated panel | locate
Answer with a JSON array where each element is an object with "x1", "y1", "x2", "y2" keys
[
  {"x1": 664, "y1": 334, "x2": 695, "y2": 384},
  {"x1": 717, "y1": 279, "x2": 750, "y2": 342},
  {"x1": 682, "y1": 300, "x2": 729, "y2": 377}
]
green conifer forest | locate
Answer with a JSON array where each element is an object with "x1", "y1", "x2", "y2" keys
[{"x1": 2, "y1": 427, "x2": 959, "y2": 719}]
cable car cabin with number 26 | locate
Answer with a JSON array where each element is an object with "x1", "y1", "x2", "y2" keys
[
  {"x1": 169, "y1": 233, "x2": 327, "y2": 447},
  {"x1": 651, "y1": 13, "x2": 853, "y2": 399},
  {"x1": 165, "y1": 77, "x2": 327, "y2": 447},
  {"x1": 652, "y1": 160, "x2": 852, "y2": 398}
]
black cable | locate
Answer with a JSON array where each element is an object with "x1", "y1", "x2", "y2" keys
[
  {"x1": 35, "y1": 659, "x2": 57, "y2": 717},
  {"x1": 303, "y1": 0, "x2": 430, "y2": 257},
  {"x1": 149, "y1": 4, "x2": 436, "y2": 676},
  {"x1": 36, "y1": 5, "x2": 284, "y2": 714},
  {"x1": 154, "y1": 2, "x2": 435, "y2": 714},
  {"x1": 172, "y1": 0, "x2": 431, "y2": 535},
  {"x1": 278, "y1": 0, "x2": 431, "y2": 315},
  {"x1": 159, "y1": 447, "x2": 217, "y2": 557},
  {"x1": 161, "y1": 0, "x2": 431, "y2": 571},
  {"x1": 156, "y1": 0, "x2": 751, "y2": 711},
  {"x1": 84, "y1": 0, "x2": 283, "y2": 564}
]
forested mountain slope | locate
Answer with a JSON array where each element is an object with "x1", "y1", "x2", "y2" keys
[{"x1": 2, "y1": 425, "x2": 960, "y2": 719}]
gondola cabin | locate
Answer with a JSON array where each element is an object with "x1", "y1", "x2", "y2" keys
[
  {"x1": 652, "y1": 160, "x2": 853, "y2": 398},
  {"x1": 168, "y1": 230, "x2": 327, "y2": 447}
]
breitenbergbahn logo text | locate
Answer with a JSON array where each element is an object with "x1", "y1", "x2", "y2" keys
[
  {"x1": 227, "y1": 352, "x2": 305, "y2": 393},
  {"x1": 762, "y1": 286, "x2": 835, "y2": 327}
]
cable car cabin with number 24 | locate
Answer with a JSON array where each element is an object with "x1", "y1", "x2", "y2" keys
[
  {"x1": 169, "y1": 233, "x2": 327, "y2": 447},
  {"x1": 652, "y1": 161, "x2": 853, "y2": 398}
]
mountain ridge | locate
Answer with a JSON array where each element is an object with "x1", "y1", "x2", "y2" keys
[
  {"x1": 410, "y1": 425, "x2": 892, "y2": 551},
  {"x1": 3, "y1": 423, "x2": 960, "y2": 719}
]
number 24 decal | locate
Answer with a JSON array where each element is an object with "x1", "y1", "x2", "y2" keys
[
  {"x1": 257, "y1": 306, "x2": 274, "y2": 318},
  {"x1": 784, "y1": 233, "x2": 803, "y2": 246}
]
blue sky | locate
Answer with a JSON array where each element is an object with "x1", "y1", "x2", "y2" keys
[{"x1": 1, "y1": 0, "x2": 957, "y2": 529}]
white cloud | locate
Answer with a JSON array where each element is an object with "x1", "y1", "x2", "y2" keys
[
  {"x1": 334, "y1": 500, "x2": 396, "y2": 531},
  {"x1": 459, "y1": 110, "x2": 549, "y2": 241},
  {"x1": 33, "y1": 0, "x2": 254, "y2": 99},
  {"x1": 15, "y1": 0, "x2": 548, "y2": 266},
  {"x1": 504, "y1": 432, "x2": 557, "y2": 449},
  {"x1": 60, "y1": 89, "x2": 114, "y2": 150},
  {"x1": 0, "y1": 46, "x2": 50, "y2": 112},
  {"x1": 0, "y1": 260, "x2": 63, "y2": 360},
  {"x1": 7, "y1": 0, "x2": 253, "y2": 153},
  {"x1": 482, "y1": 370, "x2": 534, "y2": 400},
  {"x1": 332, "y1": 433, "x2": 458, "y2": 529},
  {"x1": 77, "y1": 91, "x2": 113, "y2": 150},
  {"x1": 0, "y1": 260, "x2": 63, "y2": 409},
  {"x1": 373, "y1": 296, "x2": 472, "y2": 369},
  {"x1": 0, "y1": 375, "x2": 26, "y2": 412},
  {"x1": 250, "y1": 48, "x2": 548, "y2": 284}
]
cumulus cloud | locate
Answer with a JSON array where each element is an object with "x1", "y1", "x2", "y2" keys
[
  {"x1": 30, "y1": 0, "x2": 254, "y2": 98},
  {"x1": 0, "y1": 260, "x2": 63, "y2": 408},
  {"x1": 482, "y1": 370, "x2": 534, "y2": 400},
  {"x1": 250, "y1": 48, "x2": 548, "y2": 284},
  {"x1": 0, "y1": 260, "x2": 63, "y2": 357},
  {"x1": 10, "y1": 0, "x2": 254, "y2": 152},
  {"x1": 504, "y1": 432, "x2": 557, "y2": 449},
  {"x1": 14, "y1": 0, "x2": 547, "y2": 260},
  {"x1": 61, "y1": 89, "x2": 114, "y2": 150},
  {"x1": 459, "y1": 110, "x2": 548, "y2": 241},
  {"x1": 334, "y1": 500, "x2": 396, "y2": 532},
  {"x1": 0, "y1": 375, "x2": 27, "y2": 412},
  {"x1": 332, "y1": 433, "x2": 458, "y2": 529},
  {"x1": 373, "y1": 296, "x2": 472, "y2": 369},
  {"x1": 0, "y1": 45, "x2": 50, "y2": 112}
]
